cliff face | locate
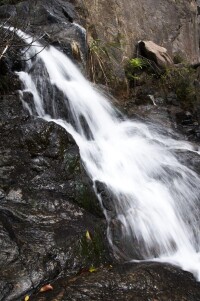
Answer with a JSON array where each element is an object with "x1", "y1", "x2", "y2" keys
[
  {"x1": 76, "y1": 0, "x2": 199, "y2": 62},
  {"x1": 69, "y1": 0, "x2": 200, "y2": 92}
]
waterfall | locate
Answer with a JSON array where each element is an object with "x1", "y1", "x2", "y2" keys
[{"x1": 15, "y1": 30, "x2": 200, "y2": 279}]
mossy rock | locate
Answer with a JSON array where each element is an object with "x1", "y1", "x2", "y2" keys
[
  {"x1": 78, "y1": 226, "x2": 111, "y2": 268},
  {"x1": 74, "y1": 179, "x2": 103, "y2": 217},
  {"x1": 63, "y1": 150, "x2": 80, "y2": 175}
]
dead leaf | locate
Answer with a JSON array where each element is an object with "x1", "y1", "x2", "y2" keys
[
  {"x1": 39, "y1": 284, "x2": 53, "y2": 292},
  {"x1": 89, "y1": 266, "x2": 97, "y2": 273},
  {"x1": 86, "y1": 230, "x2": 92, "y2": 241},
  {"x1": 24, "y1": 296, "x2": 29, "y2": 301}
]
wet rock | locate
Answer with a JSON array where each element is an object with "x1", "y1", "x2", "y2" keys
[
  {"x1": 17, "y1": 0, "x2": 87, "y2": 64},
  {"x1": 175, "y1": 111, "x2": 200, "y2": 141},
  {"x1": 0, "y1": 92, "x2": 110, "y2": 300},
  {"x1": 30, "y1": 262, "x2": 200, "y2": 301},
  {"x1": 0, "y1": 0, "x2": 87, "y2": 71},
  {"x1": 95, "y1": 181, "x2": 115, "y2": 213},
  {"x1": 166, "y1": 92, "x2": 179, "y2": 106},
  {"x1": 0, "y1": 4, "x2": 16, "y2": 18},
  {"x1": 176, "y1": 111, "x2": 193, "y2": 126},
  {"x1": 174, "y1": 149, "x2": 200, "y2": 175}
]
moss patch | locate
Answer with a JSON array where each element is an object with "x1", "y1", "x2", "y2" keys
[
  {"x1": 78, "y1": 226, "x2": 110, "y2": 268},
  {"x1": 74, "y1": 180, "x2": 103, "y2": 217}
]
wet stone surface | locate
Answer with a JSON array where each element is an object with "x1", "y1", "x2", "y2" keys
[
  {"x1": 0, "y1": 93, "x2": 110, "y2": 300},
  {"x1": 1, "y1": 65, "x2": 200, "y2": 301},
  {"x1": 30, "y1": 263, "x2": 200, "y2": 301}
]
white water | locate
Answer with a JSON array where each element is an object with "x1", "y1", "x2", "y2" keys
[{"x1": 15, "y1": 29, "x2": 200, "y2": 279}]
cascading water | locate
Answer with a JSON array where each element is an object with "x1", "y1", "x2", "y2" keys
[{"x1": 15, "y1": 29, "x2": 200, "y2": 279}]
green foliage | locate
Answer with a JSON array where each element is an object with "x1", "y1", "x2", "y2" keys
[
  {"x1": 125, "y1": 57, "x2": 148, "y2": 81},
  {"x1": 129, "y1": 58, "x2": 147, "y2": 70},
  {"x1": 160, "y1": 65, "x2": 197, "y2": 106}
]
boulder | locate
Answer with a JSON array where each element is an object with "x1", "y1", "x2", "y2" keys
[
  {"x1": 30, "y1": 262, "x2": 200, "y2": 301},
  {"x1": 0, "y1": 91, "x2": 110, "y2": 300},
  {"x1": 138, "y1": 40, "x2": 173, "y2": 68}
]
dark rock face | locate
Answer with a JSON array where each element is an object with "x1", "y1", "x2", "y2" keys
[
  {"x1": 0, "y1": 0, "x2": 87, "y2": 68},
  {"x1": 30, "y1": 263, "x2": 200, "y2": 301},
  {"x1": 0, "y1": 92, "x2": 110, "y2": 300},
  {"x1": 0, "y1": 2, "x2": 110, "y2": 300}
]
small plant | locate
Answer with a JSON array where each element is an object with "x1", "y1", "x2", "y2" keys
[
  {"x1": 88, "y1": 39, "x2": 110, "y2": 84},
  {"x1": 129, "y1": 58, "x2": 147, "y2": 69},
  {"x1": 125, "y1": 57, "x2": 148, "y2": 82}
]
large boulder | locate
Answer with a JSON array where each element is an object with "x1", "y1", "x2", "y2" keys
[
  {"x1": 30, "y1": 263, "x2": 200, "y2": 301},
  {"x1": 138, "y1": 40, "x2": 173, "y2": 68},
  {"x1": 0, "y1": 89, "x2": 110, "y2": 300}
]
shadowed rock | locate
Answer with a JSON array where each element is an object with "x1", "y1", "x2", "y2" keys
[
  {"x1": 30, "y1": 262, "x2": 200, "y2": 301},
  {"x1": 0, "y1": 90, "x2": 110, "y2": 300}
]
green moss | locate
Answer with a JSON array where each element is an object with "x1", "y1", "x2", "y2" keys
[
  {"x1": 74, "y1": 180, "x2": 102, "y2": 216},
  {"x1": 79, "y1": 227, "x2": 109, "y2": 268},
  {"x1": 75, "y1": 181, "x2": 92, "y2": 209},
  {"x1": 125, "y1": 57, "x2": 152, "y2": 83},
  {"x1": 63, "y1": 152, "x2": 79, "y2": 174}
]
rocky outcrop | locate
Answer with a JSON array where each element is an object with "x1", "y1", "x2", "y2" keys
[
  {"x1": 1, "y1": 0, "x2": 199, "y2": 91},
  {"x1": 30, "y1": 263, "x2": 200, "y2": 301},
  {"x1": 73, "y1": 0, "x2": 199, "y2": 92},
  {"x1": 0, "y1": 20, "x2": 110, "y2": 298},
  {"x1": 138, "y1": 40, "x2": 173, "y2": 68},
  {"x1": 83, "y1": 0, "x2": 199, "y2": 61},
  {"x1": 0, "y1": 87, "x2": 112, "y2": 300},
  {"x1": 0, "y1": 0, "x2": 88, "y2": 67}
]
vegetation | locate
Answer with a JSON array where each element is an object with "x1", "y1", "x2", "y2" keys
[
  {"x1": 128, "y1": 57, "x2": 147, "y2": 70},
  {"x1": 125, "y1": 57, "x2": 148, "y2": 81},
  {"x1": 125, "y1": 53, "x2": 199, "y2": 110},
  {"x1": 160, "y1": 64, "x2": 197, "y2": 107},
  {"x1": 88, "y1": 37, "x2": 122, "y2": 85}
]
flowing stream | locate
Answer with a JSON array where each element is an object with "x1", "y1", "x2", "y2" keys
[{"x1": 15, "y1": 30, "x2": 200, "y2": 279}]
